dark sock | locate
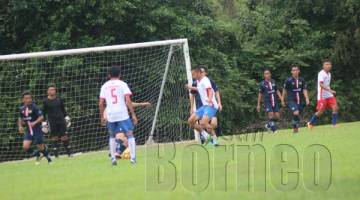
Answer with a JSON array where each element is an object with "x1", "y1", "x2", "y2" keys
[
  {"x1": 269, "y1": 118, "x2": 276, "y2": 132},
  {"x1": 40, "y1": 146, "x2": 51, "y2": 161},
  {"x1": 26, "y1": 148, "x2": 40, "y2": 157},
  {"x1": 309, "y1": 114, "x2": 318, "y2": 125},
  {"x1": 293, "y1": 115, "x2": 300, "y2": 128},
  {"x1": 52, "y1": 140, "x2": 60, "y2": 157},
  {"x1": 62, "y1": 139, "x2": 72, "y2": 156},
  {"x1": 332, "y1": 113, "x2": 338, "y2": 126}
]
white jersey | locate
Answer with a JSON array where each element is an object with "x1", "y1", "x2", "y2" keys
[
  {"x1": 317, "y1": 70, "x2": 333, "y2": 100},
  {"x1": 100, "y1": 79, "x2": 132, "y2": 122},
  {"x1": 197, "y1": 76, "x2": 218, "y2": 109}
]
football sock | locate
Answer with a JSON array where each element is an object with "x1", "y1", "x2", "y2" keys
[
  {"x1": 293, "y1": 115, "x2": 300, "y2": 128},
  {"x1": 62, "y1": 139, "x2": 72, "y2": 156},
  {"x1": 332, "y1": 113, "x2": 338, "y2": 126},
  {"x1": 109, "y1": 137, "x2": 116, "y2": 159},
  {"x1": 269, "y1": 119, "x2": 276, "y2": 132},
  {"x1": 201, "y1": 130, "x2": 209, "y2": 139},
  {"x1": 309, "y1": 114, "x2": 318, "y2": 125},
  {"x1": 128, "y1": 137, "x2": 136, "y2": 160},
  {"x1": 52, "y1": 140, "x2": 60, "y2": 157},
  {"x1": 40, "y1": 146, "x2": 51, "y2": 161}
]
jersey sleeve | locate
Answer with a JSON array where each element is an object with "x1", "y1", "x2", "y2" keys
[
  {"x1": 210, "y1": 79, "x2": 219, "y2": 92},
  {"x1": 259, "y1": 82, "x2": 264, "y2": 94},
  {"x1": 284, "y1": 79, "x2": 290, "y2": 90},
  {"x1": 123, "y1": 83, "x2": 132, "y2": 96},
  {"x1": 33, "y1": 104, "x2": 43, "y2": 118},
  {"x1": 60, "y1": 99, "x2": 68, "y2": 117},
  {"x1": 318, "y1": 72, "x2": 325, "y2": 83},
  {"x1": 99, "y1": 85, "x2": 106, "y2": 99}
]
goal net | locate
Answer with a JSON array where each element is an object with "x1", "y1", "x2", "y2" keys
[{"x1": 0, "y1": 39, "x2": 193, "y2": 162}]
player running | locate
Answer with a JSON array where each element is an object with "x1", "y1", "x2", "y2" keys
[
  {"x1": 307, "y1": 59, "x2": 339, "y2": 128},
  {"x1": 281, "y1": 65, "x2": 310, "y2": 133},
  {"x1": 43, "y1": 85, "x2": 72, "y2": 158},
  {"x1": 18, "y1": 91, "x2": 52, "y2": 164},
  {"x1": 188, "y1": 67, "x2": 219, "y2": 145},
  {"x1": 99, "y1": 66, "x2": 138, "y2": 166},
  {"x1": 257, "y1": 69, "x2": 283, "y2": 133}
]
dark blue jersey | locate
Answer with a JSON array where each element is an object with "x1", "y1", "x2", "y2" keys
[
  {"x1": 259, "y1": 79, "x2": 279, "y2": 107},
  {"x1": 284, "y1": 77, "x2": 307, "y2": 104},
  {"x1": 19, "y1": 103, "x2": 43, "y2": 129},
  {"x1": 191, "y1": 79, "x2": 219, "y2": 109}
]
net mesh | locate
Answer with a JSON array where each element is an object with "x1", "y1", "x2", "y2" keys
[{"x1": 0, "y1": 42, "x2": 192, "y2": 162}]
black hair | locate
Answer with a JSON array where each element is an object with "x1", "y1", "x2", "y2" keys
[
  {"x1": 322, "y1": 58, "x2": 332, "y2": 64},
  {"x1": 291, "y1": 64, "x2": 300, "y2": 70},
  {"x1": 21, "y1": 91, "x2": 31, "y2": 98},
  {"x1": 263, "y1": 68, "x2": 271, "y2": 73},
  {"x1": 110, "y1": 66, "x2": 121, "y2": 78},
  {"x1": 47, "y1": 85, "x2": 56, "y2": 89}
]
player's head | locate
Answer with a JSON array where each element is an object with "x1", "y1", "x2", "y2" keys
[
  {"x1": 22, "y1": 91, "x2": 32, "y2": 105},
  {"x1": 322, "y1": 59, "x2": 332, "y2": 72},
  {"x1": 291, "y1": 64, "x2": 300, "y2": 77},
  {"x1": 109, "y1": 66, "x2": 121, "y2": 78},
  {"x1": 192, "y1": 66, "x2": 203, "y2": 80},
  {"x1": 199, "y1": 65, "x2": 208, "y2": 76},
  {"x1": 47, "y1": 85, "x2": 57, "y2": 96},
  {"x1": 263, "y1": 69, "x2": 272, "y2": 80}
]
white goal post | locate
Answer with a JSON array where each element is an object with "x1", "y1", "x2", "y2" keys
[{"x1": 0, "y1": 39, "x2": 194, "y2": 161}]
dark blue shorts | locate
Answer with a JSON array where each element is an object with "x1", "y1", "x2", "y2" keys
[
  {"x1": 107, "y1": 118, "x2": 134, "y2": 138},
  {"x1": 264, "y1": 102, "x2": 279, "y2": 113},
  {"x1": 287, "y1": 101, "x2": 304, "y2": 112},
  {"x1": 23, "y1": 126, "x2": 44, "y2": 145}
]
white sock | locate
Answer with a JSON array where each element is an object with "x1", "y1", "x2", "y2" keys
[
  {"x1": 109, "y1": 137, "x2": 116, "y2": 159},
  {"x1": 201, "y1": 130, "x2": 209, "y2": 138},
  {"x1": 128, "y1": 137, "x2": 136, "y2": 160}
]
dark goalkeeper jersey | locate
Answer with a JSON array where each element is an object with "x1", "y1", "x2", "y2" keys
[{"x1": 43, "y1": 97, "x2": 67, "y2": 123}]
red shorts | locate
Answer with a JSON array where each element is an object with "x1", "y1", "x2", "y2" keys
[{"x1": 317, "y1": 97, "x2": 337, "y2": 111}]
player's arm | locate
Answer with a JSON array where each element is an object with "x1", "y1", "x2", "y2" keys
[
  {"x1": 303, "y1": 89, "x2": 310, "y2": 105},
  {"x1": 99, "y1": 98, "x2": 106, "y2": 125},
  {"x1": 60, "y1": 99, "x2": 68, "y2": 117},
  {"x1": 215, "y1": 91, "x2": 222, "y2": 112},
  {"x1": 185, "y1": 84, "x2": 198, "y2": 91},
  {"x1": 277, "y1": 89, "x2": 282, "y2": 101},
  {"x1": 125, "y1": 95, "x2": 138, "y2": 125},
  {"x1": 18, "y1": 117, "x2": 24, "y2": 134},
  {"x1": 319, "y1": 82, "x2": 336, "y2": 94},
  {"x1": 206, "y1": 88, "x2": 214, "y2": 106},
  {"x1": 42, "y1": 100, "x2": 48, "y2": 120},
  {"x1": 257, "y1": 92, "x2": 262, "y2": 112},
  {"x1": 132, "y1": 102, "x2": 151, "y2": 108},
  {"x1": 281, "y1": 89, "x2": 287, "y2": 107},
  {"x1": 31, "y1": 106, "x2": 44, "y2": 128},
  {"x1": 189, "y1": 94, "x2": 195, "y2": 114}
]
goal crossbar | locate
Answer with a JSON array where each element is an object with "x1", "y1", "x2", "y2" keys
[{"x1": 0, "y1": 39, "x2": 188, "y2": 61}]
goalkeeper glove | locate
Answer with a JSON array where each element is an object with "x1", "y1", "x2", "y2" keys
[
  {"x1": 41, "y1": 122, "x2": 49, "y2": 134},
  {"x1": 65, "y1": 116, "x2": 71, "y2": 128}
]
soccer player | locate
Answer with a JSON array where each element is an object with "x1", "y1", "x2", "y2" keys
[
  {"x1": 187, "y1": 67, "x2": 219, "y2": 145},
  {"x1": 99, "y1": 66, "x2": 138, "y2": 166},
  {"x1": 43, "y1": 85, "x2": 72, "y2": 158},
  {"x1": 257, "y1": 69, "x2": 283, "y2": 133},
  {"x1": 187, "y1": 67, "x2": 222, "y2": 144},
  {"x1": 307, "y1": 59, "x2": 339, "y2": 128},
  {"x1": 281, "y1": 65, "x2": 310, "y2": 133},
  {"x1": 18, "y1": 91, "x2": 52, "y2": 164}
]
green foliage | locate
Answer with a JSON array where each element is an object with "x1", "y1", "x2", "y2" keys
[{"x1": 0, "y1": 0, "x2": 359, "y2": 135}]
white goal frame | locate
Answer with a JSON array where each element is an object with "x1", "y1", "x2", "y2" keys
[{"x1": 0, "y1": 38, "x2": 194, "y2": 145}]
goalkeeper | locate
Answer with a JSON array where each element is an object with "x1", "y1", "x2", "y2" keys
[{"x1": 43, "y1": 85, "x2": 72, "y2": 158}]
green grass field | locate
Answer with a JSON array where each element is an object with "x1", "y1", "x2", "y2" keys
[{"x1": 1, "y1": 122, "x2": 359, "y2": 200}]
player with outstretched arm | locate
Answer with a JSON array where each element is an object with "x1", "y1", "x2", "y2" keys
[
  {"x1": 99, "y1": 66, "x2": 138, "y2": 166},
  {"x1": 43, "y1": 85, "x2": 72, "y2": 158},
  {"x1": 18, "y1": 91, "x2": 52, "y2": 164},
  {"x1": 307, "y1": 59, "x2": 339, "y2": 128},
  {"x1": 257, "y1": 69, "x2": 283, "y2": 133}
]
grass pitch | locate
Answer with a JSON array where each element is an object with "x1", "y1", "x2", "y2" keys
[{"x1": 0, "y1": 122, "x2": 359, "y2": 200}]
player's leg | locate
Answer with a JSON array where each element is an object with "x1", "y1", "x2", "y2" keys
[
  {"x1": 308, "y1": 100, "x2": 326, "y2": 128},
  {"x1": 267, "y1": 111, "x2": 277, "y2": 133},
  {"x1": 123, "y1": 118, "x2": 136, "y2": 164},
  {"x1": 49, "y1": 122, "x2": 60, "y2": 157},
  {"x1": 107, "y1": 121, "x2": 122, "y2": 165},
  {"x1": 59, "y1": 121, "x2": 72, "y2": 157},
  {"x1": 201, "y1": 106, "x2": 218, "y2": 145},
  {"x1": 188, "y1": 108, "x2": 203, "y2": 132},
  {"x1": 23, "y1": 132, "x2": 40, "y2": 158},
  {"x1": 35, "y1": 129, "x2": 52, "y2": 163},
  {"x1": 329, "y1": 97, "x2": 339, "y2": 127},
  {"x1": 289, "y1": 102, "x2": 300, "y2": 133}
]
